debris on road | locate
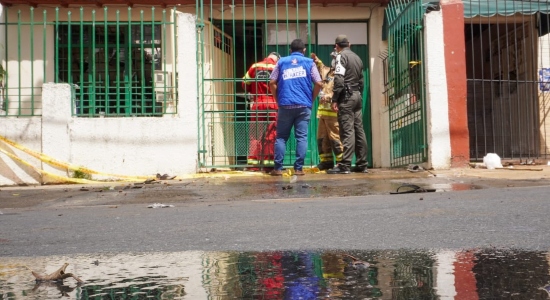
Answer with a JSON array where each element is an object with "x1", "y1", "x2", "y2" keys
[
  {"x1": 25, "y1": 263, "x2": 83, "y2": 283},
  {"x1": 156, "y1": 173, "x2": 176, "y2": 180},
  {"x1": 390, "y1": 184, "x2": 436, "y2": 194},
  {"x1": 289, "y1": 175, "x2": 297, "y2": 183},
  {"x1": 147, "y1": 203, "x2": 175, "y2": 208}
]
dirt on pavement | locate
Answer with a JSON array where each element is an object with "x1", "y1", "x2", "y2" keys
[{"x1": 1, "y1": 166, "x2": 550, "y2": 210}]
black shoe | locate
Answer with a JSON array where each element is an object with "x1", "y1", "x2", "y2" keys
[
  {"x1": 326, "y1": 165, "x2": 350, "y2": 174},
  {"x1": 351, "y1": 166, "x2": 369, "y2": 173},
  {"x1": 316, "y1": 163, "x2": 334, "y2": 171}
]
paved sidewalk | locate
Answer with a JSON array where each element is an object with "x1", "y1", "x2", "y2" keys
[{"x1": 1, "y1": 165, "x2": 549, "y2": 210}]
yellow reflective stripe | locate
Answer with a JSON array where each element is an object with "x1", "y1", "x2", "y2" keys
[
  {"x1": 317, "y1": 110, "x2": 338, "y2": 117},
  {"x1": 243, "y1": 73, "x2": 252, "y2": 84},
  {"x1": 252, "y1": 63, "x2": 276, "y2": 68},
  {"x1": 247, "y1": 159, "x2": 274, "y2": 165}
]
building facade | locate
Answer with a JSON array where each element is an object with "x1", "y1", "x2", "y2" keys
[{"x1": 1, "y1": 0, "x2": 549, "y2": 185}]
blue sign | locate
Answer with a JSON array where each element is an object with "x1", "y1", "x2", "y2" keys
[{"x1": 539, "y1": 68, "x2": 550, "y2": 91}]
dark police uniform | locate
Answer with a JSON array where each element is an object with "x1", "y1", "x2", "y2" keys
[{"x1": 329, "y1": 35, "x2": 369, "y2": 173}]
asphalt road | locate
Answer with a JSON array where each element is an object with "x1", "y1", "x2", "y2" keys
[{"x1": 1, "y1": 183, "x2": 550, "y2": 257}]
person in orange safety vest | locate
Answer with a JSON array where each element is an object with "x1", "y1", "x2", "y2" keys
[{"x1": 242, "y1": 52, "x2": 280, "y2": 169}]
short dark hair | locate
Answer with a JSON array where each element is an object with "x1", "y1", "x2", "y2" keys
[
  {"x1": 290, "y1": 39, "x2": 306, "y2": 53},
  {"x1": 337, "y1": 42, "x2": 349, "y2": 48},
  {"x1": 335, "y1": 34, "x2": 349, "y2": 48}
]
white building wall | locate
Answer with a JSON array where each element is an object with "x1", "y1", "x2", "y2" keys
[
  {"x1": 0, "y1": 11, "x2": 198, "y2": 185},
  {"x1": 424, "y1": 10, "x2": 452, "y2": 169}
]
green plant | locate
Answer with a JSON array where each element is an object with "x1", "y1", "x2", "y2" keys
[{"x1": 72, "y1": 169, "x2": 92, "y2": 180}]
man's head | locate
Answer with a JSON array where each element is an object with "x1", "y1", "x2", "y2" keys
[
  {"x1": 290, "y1": 39, "x2": 306, "y2": 54},
  {"x1": 268, "y1": 52, "x2": 280, "y2": 62},
  {"x1": 335, "y1": 34, "x2": 350, "y2": 51}
]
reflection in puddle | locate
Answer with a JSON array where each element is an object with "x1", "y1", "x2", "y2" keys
[{"x1": 1, "y1": 249, "x2": 550, "y2": 299}]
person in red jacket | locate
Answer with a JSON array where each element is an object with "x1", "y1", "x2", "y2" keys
[{"x1": 242, "y1": 52, "x2": 280, "y2": 170}]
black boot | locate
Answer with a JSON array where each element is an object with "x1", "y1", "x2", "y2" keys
[
  {"x1": 326, "y1": 164, "x2": 350, "y2": 174},
  {"x1": 351, "y1": 166, "x2": 369, "y2": 173},
  {"x1": 316, "y1": 162, "x2": 334, "y2": 171}
]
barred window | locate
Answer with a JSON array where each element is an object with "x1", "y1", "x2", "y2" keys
[{"x1": 57, "y1": 23, "x2": 174, "y2": 117}]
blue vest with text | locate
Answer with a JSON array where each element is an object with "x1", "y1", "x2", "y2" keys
[{"x1": 276, "y1": 52, "x2": 314, "y2": 108}]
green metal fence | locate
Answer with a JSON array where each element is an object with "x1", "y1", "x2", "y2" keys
[
  {"x1": 0, "y1": 6, "x2": 177, "y2": 118},
  {"x1": 196, "y1": 1, "x2": 372, "y2": 170},
  {"x1": 385, "y1": 0, "x2": 427, "y2": 167}
]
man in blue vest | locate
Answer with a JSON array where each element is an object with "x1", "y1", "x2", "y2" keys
[{"x1": 268, "y1": 39, "x2": 323, "y2": 176}]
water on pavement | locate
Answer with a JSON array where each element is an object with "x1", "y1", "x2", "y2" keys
[{"x1": 2, "y1": 248, "x2": 549, "y2": 299}]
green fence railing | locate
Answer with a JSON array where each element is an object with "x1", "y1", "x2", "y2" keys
[
  {"x1": 0, "y1": 6, "x2": 177, "y2": 118},
  {"x1": 385, "y1": 0, "x2": 428, "y2": 167}
]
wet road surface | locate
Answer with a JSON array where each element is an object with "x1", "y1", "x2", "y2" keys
[
  {"x1": 2, "y1": 249, "x2": 550, "y2": 299},
  {"x1": 2, "y1": 168, "x2": 550, "y2": 298}
]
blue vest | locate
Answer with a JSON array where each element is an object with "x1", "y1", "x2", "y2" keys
[{"x1": 275, "y1": 52, "x2": 314, "y2": 108}]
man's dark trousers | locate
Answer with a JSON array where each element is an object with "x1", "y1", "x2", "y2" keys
[{"x1": 337, "y1": 90, "x2": 368, "y2": 169}]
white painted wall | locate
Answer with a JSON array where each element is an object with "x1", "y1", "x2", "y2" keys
[
  {"x1": 425, "y1": 10, "x2": 452, "y2": 169},
  {"x1": 0, "y1": 12, "x2": 198, "y2": 185},
  {"x1": 368, "y1": 6, "x2": 390, "y2": 168}
]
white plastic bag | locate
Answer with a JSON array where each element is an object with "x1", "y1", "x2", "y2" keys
[{"x1": 483, "y1": 153, "x2": 503, "y2": 170}]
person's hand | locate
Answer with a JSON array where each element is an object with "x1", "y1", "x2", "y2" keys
[{"x1": 331, "y1": 102, "x2": 338, "y2": 112}]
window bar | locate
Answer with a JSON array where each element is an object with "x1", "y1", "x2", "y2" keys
[
  {"x1": 55, "y1": 8, "x2": 59, "y2": 83},
  {"x1": 151, "y1": 7, "x2": 157, "y2": 114},
  {"x1": 30, "y1": 7, "x2": 34, "y2": 114},
  {"x1": 4, "y1": 7, "x2": 9, "y2": 115},
  {"x1": 17, "y1": 10, "x2": 21, "y2": 115},
  {"x1": 43, "y1": 9, "x2": 47, "y2": 85},
  {"x1": 127, "y1": 7, "x2": 133, "y2": 116},
  {"x1": 116, "y1": 10, "x2": 121, "y2": 115},
  {"x1": 140, "y1": 10, "x2": 145, "y2": 115},
  {"x1": 172, "y1": 8, "x2": 177, "y2": 115},
  {"x1": 242, "y1": 0, "x2": 248, "y2": 158},
  {"x1": 67, "y1": 10, "x2": 72, "y2": 89},
  {"x1": 221, "y1": 0, "x2": 227, "y2": 165},
  {"x1": 198, "y1": 0, "x2": 207, "y2": 165},
  {"x1": 232, "y1": 0, "x2": 238, "y2": 158},
  {"x1": 92, "y1": 9, "x2": 97, "y2": 116},
  {"x1": 79, "y1": 8, "x2": 84, "y2": 115},
  {"x1": 104, "y1": 7, "x2": 109, "y2": 115},
  {"x1": 162, "y1": 9, "x2": 167, "y2": 115}
]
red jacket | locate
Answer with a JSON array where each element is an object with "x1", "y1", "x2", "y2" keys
[{"x1": 242, "y1": 57, "x2": 278, "y2": 110}]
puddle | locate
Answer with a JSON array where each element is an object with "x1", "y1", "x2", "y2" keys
[{"x1": 1, "y1": 249, "x2": 549, "y2": 299}]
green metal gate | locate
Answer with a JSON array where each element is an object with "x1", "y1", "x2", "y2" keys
[
  {"x1": 385, "y1": 0, "x2": 427, "y2": 167},
  {"x1": 196, "y1": 1, "x2": 372, "y2": 170},
  {"x1": 196, "y1": 1, "x2": 315, "y2": 170}
]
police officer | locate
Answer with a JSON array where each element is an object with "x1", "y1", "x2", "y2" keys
[{"x1": 327, "y1": 34, "x2": 369, "y2": 174}]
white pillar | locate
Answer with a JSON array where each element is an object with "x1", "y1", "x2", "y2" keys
[
  {"x1": 369, "y1": 6, "x2": 391, "y2": 168},
  {"x1": 435, "y1": 250, "x2": 458, "y2": 299},
  {"x1": 176, "y1": 12, "x2": 199, "y2": 173},
  {"x1": 424, "y1": 10, "x2": 452, "y2": 169},
  {"x1": 41, "y1": 83, "x2": 73, "y2": 183}
]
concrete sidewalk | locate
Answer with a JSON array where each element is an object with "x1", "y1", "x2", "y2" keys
[{"x1": 1, "y1": 165, "x2": 549, "y2": 210}]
